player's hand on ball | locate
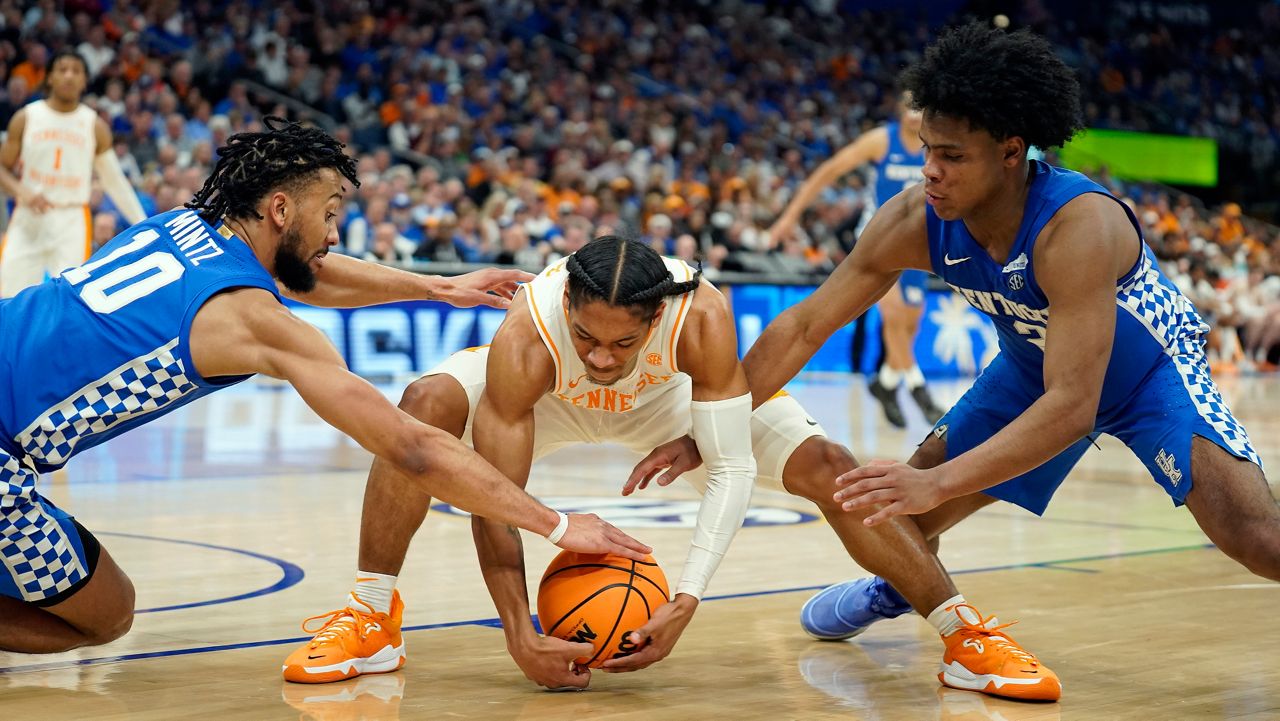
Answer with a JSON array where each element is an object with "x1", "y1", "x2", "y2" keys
[
  {"x1": 433, "y1": 268, "x2": 533, "y2": 309},
  {"x1": 834, "y1": 460, "x2": 945, "y2": 526},
  {"x1": 511, "y1": 635, "x2": 594, "y2": 690},
  {"x1": 623, "y1": 434, "x2": 703, "y2": 495},
  {"x1": 556, "y1": 513, "x2": 652, "y2": 561},
  {"x1": 600, "y1": 593, "x2": 698, "y2": 673}
]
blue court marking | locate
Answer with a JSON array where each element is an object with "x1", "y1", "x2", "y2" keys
[
  {"x1": 96, "y1": 531, "x2": 305, "y2": 614},
  {"x1": 1027, "y1": 563, "x2": 1100, "y2": 574},
  {"x1": 0, "y1": 541, "x2": 1214, "y2": 675},
  {"x1": 64, "y1": 464, "x2": 371, "y2": 485},
  {"x1": 980, "y1": 510, "x2": 1202, "y2": 536}
]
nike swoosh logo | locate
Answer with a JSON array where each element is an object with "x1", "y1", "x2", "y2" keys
[
  {"x1": 307, "y1": 655, "x2": 326, "y2": 660},
  {"x1": 805, "y1": 419, "x2": 818, "y2": 426},
  {"x1": 943, "y1": 254, "x2": 971, "y2": 265}
]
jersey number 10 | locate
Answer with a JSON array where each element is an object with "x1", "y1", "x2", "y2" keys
[{"x1": 62, "y1": 229, "x2": 186, "y2": 314}]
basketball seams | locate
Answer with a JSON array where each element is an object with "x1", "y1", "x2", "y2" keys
[
  {"x1": 542, "y1": 563, "x2": 667, "y2": 598},
  {"x1": 584, "y1": 559, "x2": 637, "y2": 667},
  {"x1": 537, "y1": 552, "x2": 670, "y2": 668},
  {"x1": 544, "y1": 583, "x2": 634, "y2": 637}
]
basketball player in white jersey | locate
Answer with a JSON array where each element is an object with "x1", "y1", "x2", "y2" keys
[
  {"x1": 286, "y1": 237, "x2": 970, "y2": 692},
  {"x1": 0, "y1": 50, "x2": 147, "y2": 297}
]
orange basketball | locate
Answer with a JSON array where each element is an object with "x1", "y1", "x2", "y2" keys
[{"x1": 536, "y1": 551, "x2": 670, "y2": 668}]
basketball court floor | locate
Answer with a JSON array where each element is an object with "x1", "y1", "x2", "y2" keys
[{"x1": 2, "y1": 372, "x2": 1277, "y2": 720}]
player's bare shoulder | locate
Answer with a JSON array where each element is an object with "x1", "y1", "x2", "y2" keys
[
  {"x1": 1038, "y1": 192, "x2": 1138, "y2": 279},
  {"x1": 674, "y1": 278, "x2": 736, "y2": 371},
  {"x1": 488, "y1": 286, "x2": 557, "y2": 395},
  {"x1": 854, "y1": 182, "x2": 931, "y2": 271},
  {"x1": 189, "y1": 287, "x2": 326, "y2": 379}
]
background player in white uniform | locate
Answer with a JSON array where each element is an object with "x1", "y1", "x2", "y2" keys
[
  {"x1": 0, "y1": 50, "x2": 147, "y2": 297},
  {"x1": 286, "y1": 237, "x2": 990, "y2": 692}
]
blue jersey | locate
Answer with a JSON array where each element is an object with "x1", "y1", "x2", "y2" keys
[
  {"x1": 872, "y1": 121, "x2": 925, "y2": 206},
  {"x1": 925, "y1": 160, "x2": 1209, "y2": 418},
  {"x1": 0, "y1": 209, "x2": 280, "y2": 473}
]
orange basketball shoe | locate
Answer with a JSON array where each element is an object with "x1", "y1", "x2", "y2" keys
[
  {"x1": 283, "y1": 592, "x2": 406, "y2": 684},
  {"x1": 938, "y1": 604, "x2": 1060, "y2": 702}
]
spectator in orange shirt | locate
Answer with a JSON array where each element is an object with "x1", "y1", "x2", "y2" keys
[
  {"x1": 11, "y1": 44, "x2": 48, "y2": 92},
  {"x1": 1215, "y1": 203, "x2": 1245, "y2": 245}
]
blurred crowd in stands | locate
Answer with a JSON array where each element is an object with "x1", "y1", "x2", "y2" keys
[{"x1": 1, "y1": 0, "x2": 1277, "y2": 367}]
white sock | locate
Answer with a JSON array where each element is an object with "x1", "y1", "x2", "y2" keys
[
  {"x1": 878, "y1": 365, "x2": 903, "y2": 388},
  {"x1": 904, "y1": 365, "x2": 926, "y2": 390},
  {"x1": 926, "y1": 594, "x2": 985, "y2": 637},
  {"x1": 349, "y1": 571, "x2": 397, "y2": 615}
]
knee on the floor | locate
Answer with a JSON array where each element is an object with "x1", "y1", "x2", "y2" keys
[{"x1": 85, "y1": 607, "x2": 135, "y2": 647}]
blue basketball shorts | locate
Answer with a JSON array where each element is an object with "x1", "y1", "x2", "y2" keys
[
  {"x1": 0, "y1": 445, "x2": 99, "y2": 604},
  {"x1": 898, "y1": 270, "x2": 928, "y2": 307},
  {"x1": 933, "y1": 351, "x2": 1262, "y2": 515}
]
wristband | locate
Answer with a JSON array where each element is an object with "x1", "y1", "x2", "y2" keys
[{"x1": 546, "y1": 511, "x2": 569, "y2": 544}]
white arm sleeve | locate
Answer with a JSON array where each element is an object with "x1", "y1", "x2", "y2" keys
[
  {"x1": 676, "y1": 393, "x2": 756, "y2": 599},
  {"x1": 94, "y1": 150, "x2": 147, "y2": 225}
]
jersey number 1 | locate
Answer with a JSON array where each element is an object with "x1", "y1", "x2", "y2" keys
[{"x1": 63, "y1": 229, "x2": 185, "y2": 314}]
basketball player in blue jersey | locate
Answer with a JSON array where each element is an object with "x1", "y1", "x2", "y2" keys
[
  {"x1": 0, "y1": 118, "x2": 649, "y2": 655},
  {"x1": 658, "y1": 22, "x2": 1273, "y2": 701},
  {"x1": 770, "y1": 92, "x2": 946, "y2": 428}
]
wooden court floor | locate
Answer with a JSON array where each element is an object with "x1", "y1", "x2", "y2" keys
[{"x1": 1, "y1": 373, "x2": 1277, "y2": 720}]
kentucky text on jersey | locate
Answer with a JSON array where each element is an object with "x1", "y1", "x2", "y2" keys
[{"x1": 873, "y1": 122, "x2": 925, "y2": 204}]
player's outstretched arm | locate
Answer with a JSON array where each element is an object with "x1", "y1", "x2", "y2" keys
[
  {"x1": 605, "y1": 282, "x2": 754, "y2": 673},
  {"x1": 470, "y1": 309, "x2": 597, "y2": 689},
  {"x1": 835, "y1": 194, "x2": 1133, "y2": 524},
  {"x1": 188, "y1": 288, "x2": 652, "y2": 558},
  {"x1": 745, "y1": 184, "x2": 929, "y2": 407},
  {"x1": 769, "y1": 127, "x2": 887, "y2": 242},
  {"x1": 280, "y1": 252, "x2": 532, "y2": 310},
  {"x1": 93, "y1": 118, "x2": 147, "y2": 224}
]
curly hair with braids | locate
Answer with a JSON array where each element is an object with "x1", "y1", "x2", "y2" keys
[
  {"x1": 566, "y1": 236, "x2": 702, "y2": 320},
  {"x1": 186, "y1": 116, "x2": 360, "y2": 222},
  {"x1": 901, "y1": 21, "x2": 1084, "y2": 150}
]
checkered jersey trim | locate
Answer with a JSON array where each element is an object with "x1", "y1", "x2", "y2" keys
[
  {"x1": 1117, "y1": 254, "x2": 1260, "y2": 467},
  {"x1": 15, "y1": 338, "x2": 197, "y2": 466},
  {"x1": 1115, "y1": 253, "x2": 1209, "y2": 357}
]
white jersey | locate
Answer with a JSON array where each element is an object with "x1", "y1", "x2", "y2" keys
[
  {"x1": 525, "y1": 255, "x2": 698, "y2": 414},
  {"x1": 19, "y1": 100, "x2": 97, "y2": 207}
]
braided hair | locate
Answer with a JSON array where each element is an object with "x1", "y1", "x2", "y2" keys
[
  {"x1": 186, "y1": 116, "x2": 360, "y2": 222},
  {"x1": 566, "y1": 236, "x2": 702, "y2": 320}
]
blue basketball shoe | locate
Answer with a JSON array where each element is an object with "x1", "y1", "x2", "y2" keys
[{"x1": 800, "y1": 577, "x2": 913, "y2": 641}]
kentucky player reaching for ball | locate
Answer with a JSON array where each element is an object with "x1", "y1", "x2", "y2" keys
[
  {"x1": 0, "y1": 118, "x2": 647, "y2": 655},
  {"x1": 659, "y1": 22, "x2": 1270, "y2": 702},
  {"x1": 286, "y1": 236, "x2": 956, "y2": 690}
]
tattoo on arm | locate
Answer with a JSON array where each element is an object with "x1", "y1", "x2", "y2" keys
[{"x1": 505, "y1": 525, "x2": 526, "y2": 573}]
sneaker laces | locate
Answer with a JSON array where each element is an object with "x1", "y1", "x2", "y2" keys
[
  {"x1": 948, "y1": 603, "x2": 1038, "y2": 666},
  {"x1": 301, "y1": 595, "x2": 378, "y2": 648}
]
